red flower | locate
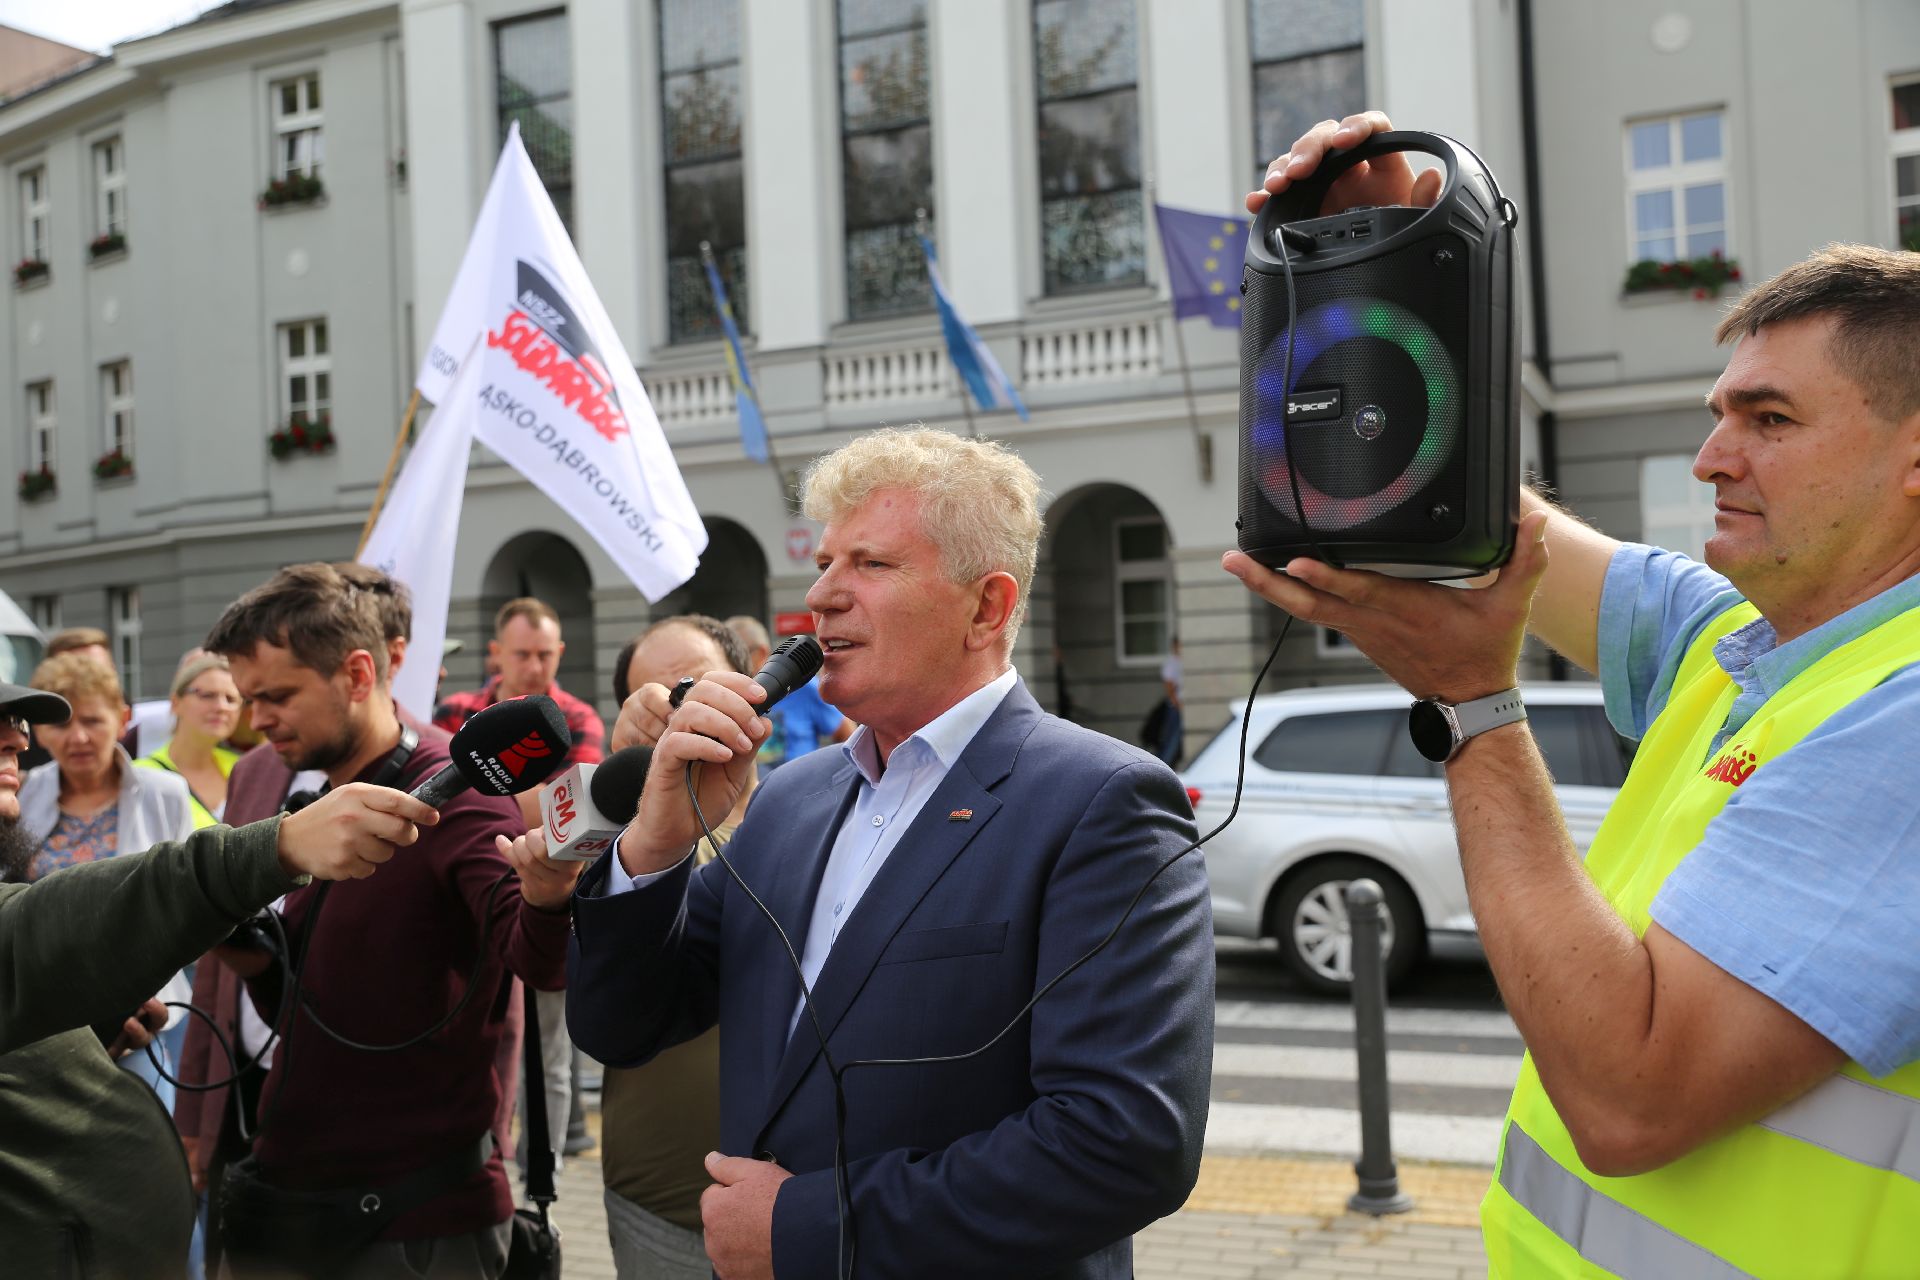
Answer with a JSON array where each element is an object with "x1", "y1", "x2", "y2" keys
[
  {"x1": 1729, "y1": 267, "x2": 1742, "y2": 281},
  {"x1": 1692, "y1": 287, "x2": 1708, "y2": 300}
]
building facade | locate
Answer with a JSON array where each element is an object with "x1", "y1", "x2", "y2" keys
[{"x1": 0, "y1": 0, "x2": 1914, "y2": 757}]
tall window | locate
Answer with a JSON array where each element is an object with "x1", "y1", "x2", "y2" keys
[
  {"x1": 19, "y1": 165, "x2": 48, "y2": 263},
  {"x1": 1114, "y1": 516, "x2": 1174, "y2": 662},
  {"x1": 839, "y1": 0, "x2": 931, "y2": 319},
  {"x1": 279, "y1": 320, "x2": 331, "y2": 424},
  {"x1": 1034, "y1": 0, "x2": 1144, "y2": 294},
  {"x1": 109, "y1": 586, "x2": 141, "y2": 700},
  {"x1": 1640, "y1": 454, "x2": 1713, "y2": 563},
  {"x1": 271, "y1": 73, "x2": 324, "y2": 180},
  {"x1": 1625, "y1": 109, "x2": 1728, "y2": 264},
  {"x1": 25, "y1": 381, "x2": 54, "y2": 473},
  {"x1": 496, "y1": 12, "x2": 574, "y2": 229},
  {"x1": 100, "y1": 362, "x2": 133, "y2": 459},
  {"x1": 1250, "y1": 0, "x2": 1364, "y2": 175},
  {"x1": 29, "y1": 596, "x2": 59, "y2": 632},
  {"x1": 93, "y1": 137, "x2": 126, "y2": 239},
  {"x1": 661, "y1": 0, "x2": 747, "y2": 342},
  {"x1": 1893, "y1": 78, "x2": 1920, "y2": 252}
]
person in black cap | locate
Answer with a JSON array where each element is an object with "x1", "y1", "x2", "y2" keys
[{"x1": 0, "y1": 679, "x2": 443, "y2": 1277}]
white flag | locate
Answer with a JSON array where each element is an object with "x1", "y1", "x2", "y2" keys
[
  {"x1": 414, "y1": 124, "x2": 706, "y2": 599},
  {"x1": 360, "y1": 342, "x2": 481, "y2": 722}
]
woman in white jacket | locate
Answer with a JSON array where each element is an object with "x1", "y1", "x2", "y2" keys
[{"x1": 18, "y1": 652, "x2": 194, "y2": 1107}]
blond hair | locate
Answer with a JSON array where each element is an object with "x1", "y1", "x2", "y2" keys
[
  {"x1": 802, "y1": 427, "x2": 1045, "y2": 649},
  {"x1": 32, "y1": 652, "x2": 125, "y2": 709},
  {"x1": 170, "y1": 652, "x2": 230, "y2": 700},
  {"x1": 1715, "y1": 244, "x2": 1920, "y2": 421}
]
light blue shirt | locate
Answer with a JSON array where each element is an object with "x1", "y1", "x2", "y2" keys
[
  {"x1": 1597, "y1": 545, "x2": 1920, "y2": 1075},
  {"x1": 605, "y1": 667, "x2": 1020, "y2": 1038}
]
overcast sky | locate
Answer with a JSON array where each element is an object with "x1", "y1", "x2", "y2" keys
[{"x1": 0, "y1": 1, "x2": 225, "y2": 55}]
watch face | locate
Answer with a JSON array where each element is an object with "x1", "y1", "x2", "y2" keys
[{"x1": 1408, "y1": 701, "x2": 1456, "y2": 763}]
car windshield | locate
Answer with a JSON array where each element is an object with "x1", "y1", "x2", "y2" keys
[{"x1": 0, "y1": 634, "x2": 41, "y2": 684}]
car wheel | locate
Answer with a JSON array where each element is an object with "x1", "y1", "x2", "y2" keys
[{"x1": 1268, "y1": 857, "x2": 1425, "y2": 996}]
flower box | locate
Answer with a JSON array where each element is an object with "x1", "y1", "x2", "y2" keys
[
  {"x1": 13, "y1": 258, "x2": 48, "y2": 286},
  {"x1": 1623, "y1": 251, "x2": 1743, "y2": 300},
  {"x1": 88, "y1": 232, "x2": 127, "y2": 260},
  {"x1": 17, "y1": 467, "x2": 55, "y2": 501},
  {"x1": 269, "y1": 412, "x2": 335, "y2": 460},
  {"x1": 258, "y1": 174, "x2": 325, "y2": 209},
  {"x1": 93, "y1": 448, "x2": 133, "y2": 481}
]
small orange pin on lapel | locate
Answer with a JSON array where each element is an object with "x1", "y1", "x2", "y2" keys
[{"x1": 947, "y1": 808, "x2": 973, "y2": 822}]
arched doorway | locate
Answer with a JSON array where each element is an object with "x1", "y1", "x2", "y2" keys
[
  {"x1": 1041, "y1": 483, "x2": 1177, "y2": 751},
  {"x1": 647, "y1": 517, "x2": 770, "y2": 628},
  {"x1": 480, "y1": 531, "x2": 598, "y2": 702}
]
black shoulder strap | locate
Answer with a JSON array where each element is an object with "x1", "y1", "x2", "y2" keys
[{"x1": 520, "y1": 982, "x2": 557, "y2": 1207}]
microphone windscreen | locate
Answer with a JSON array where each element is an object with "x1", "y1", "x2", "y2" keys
[
  {"x1": 588, "y1": 745, "x2": 652, "y2": 824},
  {"x1": 448, "y1": 694, "x2": 572, "y2": 795},
  {"x1": 754, "y1": 634, "x2": 825, "y2": 715}
]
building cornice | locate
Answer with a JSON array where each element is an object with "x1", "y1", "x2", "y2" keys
[
  {"x1": 0, "y1": 507, "x2": 362, "y2": 572},
  {"x1": 1519, "y1": 362, "x2": 1712, "y2": 421},
  {"x1": 0, "y1": 63, "x2": 139, "y2": 149},
  {"x1": 115, "y1": 0, "x2": 399, "y2": 71}
]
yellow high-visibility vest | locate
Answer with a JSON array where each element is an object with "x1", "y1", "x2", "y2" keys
[{"x1": 1483, "y1": 600, "x2": 1920, "y2": 1278}]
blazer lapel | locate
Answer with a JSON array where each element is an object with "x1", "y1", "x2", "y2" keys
[{"x1": 754, "y1": 684, "x2": 1040, "y2": 1142}]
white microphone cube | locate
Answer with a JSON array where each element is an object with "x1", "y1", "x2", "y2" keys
[{"x1": 541, "y1": 762, "x2": 626, "y2": 863}]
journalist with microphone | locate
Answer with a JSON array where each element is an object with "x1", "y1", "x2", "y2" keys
[
  {"x1": 560, "y1": 428, "x2": 1213, "y2": 1279},
  {"x1": 198, "y1": 563, "x2": 585, "y2": 1278},
  {"x1": 0, "y1": 678, "x2": 440, "y2": 1277}
]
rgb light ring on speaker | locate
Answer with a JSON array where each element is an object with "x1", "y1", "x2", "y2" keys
[{"x1": 1252, "y1": 297, "x2": 1462, "y2": 532}]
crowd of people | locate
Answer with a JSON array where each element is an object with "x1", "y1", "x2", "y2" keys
[{"x1": 1, "y1": 106, "x2": 1915, "y2": 1280}]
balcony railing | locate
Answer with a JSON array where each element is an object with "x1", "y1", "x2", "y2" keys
[
  {"x1": 645, "y1": 369, "x2": 732, "y2": 429},
  {"x1": 824, "y1": 345, "x2": 953, "y2": 407},
  {"x1": 1022, "y1": 319, "x2": 1160, "y2": 386}
]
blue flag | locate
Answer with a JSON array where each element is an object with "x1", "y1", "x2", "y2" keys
[
  {"x1": 702, "y1": 256, "x2": 770, "y2": 463},
  {"x1": 920, "y1": 236, "x2": 1029, "y2": 421},
  {"x1": 1153, "y1": 203, "x2": 1252, "y2": 328}
]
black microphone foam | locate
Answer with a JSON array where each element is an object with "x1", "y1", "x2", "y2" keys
[
  {"x1": 753, "y1": 635, "x2": 824, "y2": 716},
  {"x1": 412, "y1": 694, "x2": 572, "y2": 807},
  {"x1": 587, "y1": 745, "x2": 652, "y2": 824}
]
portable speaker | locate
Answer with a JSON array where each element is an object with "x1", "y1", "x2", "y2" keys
[{"x1": 1236, "y1": 131, "x2": 1519, "y2": 579}]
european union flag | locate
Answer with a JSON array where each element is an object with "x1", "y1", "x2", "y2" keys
[
  {"x1": 701, "y1": 254, "x2": 770, "y2": 463},
  {"x1": 1153, "y1": 204, "x2": 1253, "y2": 328},
  {"x1": 920, "y1": 235, "x2": 1029, "y2": 421}
]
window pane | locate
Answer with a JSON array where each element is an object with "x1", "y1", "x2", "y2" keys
[
  {"x1": 1120, "y1": 577, "x2": 1167, "y2": 616},
  {"x1": 841, "y1": 28, "x2": 928, "y2": 131},
  {"x1": 1117, "y1": 521, "x2": 1166, "y2": 560},
  {"x1": 1250, "y1": 0, "x2": 1364, "y2": 62},
  {"x1": 1897, "y1": 153, "x2": 1920, "y2": 198},
  {"x1": 665, "y1": 158, "x2": 747, "y2": 256},
  {"x1": 1382, "y1": 725, "x2": 1442, "y2": 779},
  {"x1": 1686, "y1": 228, "x2": 1727, "y2": 258},
  {"x1": 847, "y1": 222, "x2": 932, "y2": 317},
  {"x1": 508, "y1": 97, "x2": 574, "y2": 192},
  {"x1": 315, "y1": 371, "x2": 330, "y2": 405},
  {"x1": 287, "y1": 326, "x2": 305, "y2": 358},
  {"x1": 305, "y1": 75, "x2": 320, "y2": 112},
  {"x1": 1634, "y1": 189, "x2": 1673, "y2": 234},
  {"x1": 497, "y1": 16, "x2": 571, "y2": 100},
  {"x1": 844, "y1": 128, "x2": 932, "y2": 231},
  {"x1": 290, "y1": 375, "x2": 307, "y2": 405},
  {"x1": 1122, "y1": 619, "x2": 1166, "y2": 657},
  {"x1": 663, "y1": 67, "x2": 742, "y2": 162},
  {"x1": 1629, "y1": 120, "x2": 1669, "y2": 170},
  {"x1": 1038, "y1": 92, "x2": 1141, "y2": 197},
  {"x1": 313, "y1": 321, "x2": 327, "y2": 354},
  {"x1": 1901, "y1": 206, "x2": 1920, "y2": 253},
  {"x1": 841, "y1": 0, "x2": 925, "y2": 39},
  {"x1": 280, "y1": 82, "x2": 297, "y2": 116},
  {"x1": 1035, "y1": 0, "x2": 1137, "y2": 99},
  {"x1": 1682, "y1": 181, "x2": 1723, "y2": 228},
  {"x1": 661, "y1": 0, "x2": 741, "y2": 72},
  {"x1": 1043, "y1": 189, "x2": 1146, "y2": 291},
  {"x1": 1253, "y1": 49, "x2": 1364, "y2": 171},
  {"x1": 1679, "y1": 111, "x2": 1721, "y2": 163},
  {"x1": 1253, "y1": 709, "x2": 1395, "y2": 775},
  {"x1": 1640, "y1": 454, "x2": 1695, "y2": 509},
  {"x1": 668, "y1": 244, "x2": 748, "y2": 343},
  {"x1": 1896, "y1": 82, "x2": 1920, "y2": 131}
]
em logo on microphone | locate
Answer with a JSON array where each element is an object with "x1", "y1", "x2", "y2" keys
[{"x1": 547, "y1": 777, "x2": 578, "y2": 842}]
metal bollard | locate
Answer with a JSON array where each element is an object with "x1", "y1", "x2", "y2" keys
[{"x1": 1345, "y1": 878, "x2": 1414, "y2": 1215}]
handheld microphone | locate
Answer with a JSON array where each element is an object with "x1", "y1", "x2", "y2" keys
[
  {"x1": 541, "y1": 745, "x2": 651, "y2": 863},
  {"x1": 411, "y1": 694, "x2": 572, "y2": 808},
  {"x1": 753, "y1": 634, "x2": 825, "y2": 716}
]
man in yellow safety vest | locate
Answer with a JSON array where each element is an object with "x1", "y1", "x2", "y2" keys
[{"x1": 1227, "y1": 111, "x2": 1920, "y2": 1278}]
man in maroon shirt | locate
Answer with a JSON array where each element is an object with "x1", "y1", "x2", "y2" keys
[{"x1": 202, "y1": 563, "x2": 583, "y2": 1278}]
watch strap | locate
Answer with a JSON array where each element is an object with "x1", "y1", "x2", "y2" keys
[{"x1": 1452, "y1": 687, "x2": 1527, "y2": 743}]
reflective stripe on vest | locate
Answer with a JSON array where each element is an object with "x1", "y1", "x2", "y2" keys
[{"x1": 1482, "y1": 599, "x2": 1920, "y2": 1278}]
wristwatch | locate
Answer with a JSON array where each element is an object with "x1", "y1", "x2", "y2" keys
[{"x1": 1408, "y1": 688, "x2": 1527, "y2": 763}]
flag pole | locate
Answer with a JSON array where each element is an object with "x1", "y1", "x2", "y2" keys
[
  {"x1": 356, "y1": 388, "x2": 421, "y2": 557},
  {"x1": 700, "y1": 239, "x2": 790, "y2": 512},
  {"x1": 919, "y1": 208, "x2": 979, "y2": 439},
  {"x1": 1148, "y1": 184, "x2": 1213, "y2": 485}
]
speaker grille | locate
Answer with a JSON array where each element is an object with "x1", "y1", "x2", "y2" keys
[{"x1": 1238, "y1": 235, "x2": 1469, "y2": 541}]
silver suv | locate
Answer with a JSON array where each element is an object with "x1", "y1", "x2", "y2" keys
[{"x1": 1184, "y1": 683, "x2": 1629, "y2": 993}]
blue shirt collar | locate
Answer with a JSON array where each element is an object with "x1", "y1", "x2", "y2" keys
[
  {"x1": 843, "y1": 666, "x2": 1019, "y2": 785},
  {"x1": 1715, "y1": 573, "x2": 1920, "y2": 694}
]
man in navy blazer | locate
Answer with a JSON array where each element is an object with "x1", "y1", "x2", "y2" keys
[{"x1": 562, "y1": 427, "x2": 1215, "y2": 1279}]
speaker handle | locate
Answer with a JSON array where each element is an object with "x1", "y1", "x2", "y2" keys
[{"x1": 1250, "y1": 130, "x2": 1514, "y2": 264}]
